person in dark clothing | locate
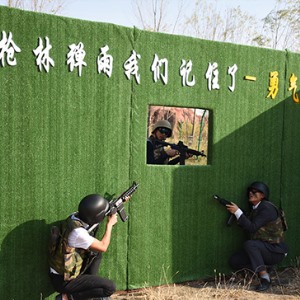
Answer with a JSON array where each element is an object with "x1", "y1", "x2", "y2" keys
[
  {"x1": 48, "y1": 194, "x2": 119, "y2": 300},
  {"x1": 226, "y1": 181, "x2": 288, "y2": 292},
  {"x1": 147, "y1": 119, "x2": 191, "y2": 165}
]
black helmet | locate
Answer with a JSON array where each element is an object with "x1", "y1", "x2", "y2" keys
[
  {"x1": 78, "y1": 194, "x2": 109, "y2": 225},
  {"x1": 247, "y1": 182, "x2": 269, "y2": 199}
]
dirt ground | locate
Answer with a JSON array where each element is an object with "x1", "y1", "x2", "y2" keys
[{"x1": 111, "y1": 267, "x2": 300, "y2": 299}]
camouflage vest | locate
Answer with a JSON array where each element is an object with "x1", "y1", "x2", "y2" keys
[
  {"x1": 48, "y1": 216, "x2": 89, "y2": 281},
  {"x1": 147, "y1": 135, "x2": 169, "y2": 164},
  {"x1": 250, "y1": 203, "x2": 284, "y2": 244}
]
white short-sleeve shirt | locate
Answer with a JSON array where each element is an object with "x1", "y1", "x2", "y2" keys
[{"x1": 68, "y1": 214, "x2": 95, "y2": 250}]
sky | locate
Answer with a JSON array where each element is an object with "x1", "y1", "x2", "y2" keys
[
  {"x1": 0, "y1": 0, "x2": 278, "y2": 30},
  {"x1": 2, "y1": 0, "x2": 276, "y2": 28}
]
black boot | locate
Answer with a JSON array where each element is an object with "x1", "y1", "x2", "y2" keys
[{"x1": 256, "y1": 278, "x2": 271, "y2": 292}]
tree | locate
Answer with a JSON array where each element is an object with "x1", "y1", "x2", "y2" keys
[
  {"x1": 132, "y1": 0, "x2": 262, "y2": 48},
  {"x1": 132, "y1": 0, "x2": 187, "y2": 33},
  {"x1": 5, "y1": 0, "x2": 67, "y2": 14},
  {"x1": 243, "y1": 0, "x2": 300, "y2": 51},
  {"x1": 132, "y1": 0, "x2": 300, "y2": 52},
  {"x1": 183, "y1": 0, "x2": 260, "y2": 46}
]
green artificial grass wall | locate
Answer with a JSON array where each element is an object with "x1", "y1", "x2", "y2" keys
[
  {"x1": 0, "y1": 6, "x2": 299, "y2": 299},
  {"x1": 128, "y1": 29, "x2": 290, "y2": 288}
]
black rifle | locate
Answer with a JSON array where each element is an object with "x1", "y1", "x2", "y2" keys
[
  {"x1": 106, "y1": 181, "x2": 139, "y2": 221},
  {"x1": 213, "y1": 194, "x2": 232, "y2": 206},
  {"x1": 213, "y1": 194, "x2": 235, "y2": 226},
  {"x1": 156, "y1": 140, "x2": 206, "y2": 165},
  {"x1": 88, "y1": 182, "x2": 139, "y2": 233}
]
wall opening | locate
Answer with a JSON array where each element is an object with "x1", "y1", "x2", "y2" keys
[{"x1": 147, "y1": 105, "x2": 209, "y2": 166}]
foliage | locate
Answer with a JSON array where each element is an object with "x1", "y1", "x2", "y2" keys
[
  {"x1": 257, "y1": 0, "x2": 300, "y2": 51},
  {"x1": 184, "y1": 1, "x2": 260, "y2": 46},
  {"x1": 132, "y1": 0, "x2": 186, "y2": 33},
  {"x1": 132, "y1": 0, "x2": 300, "y2": 52},
  {"x1": 5, "y1": 0, "x2": 66, "y2": 14}
]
